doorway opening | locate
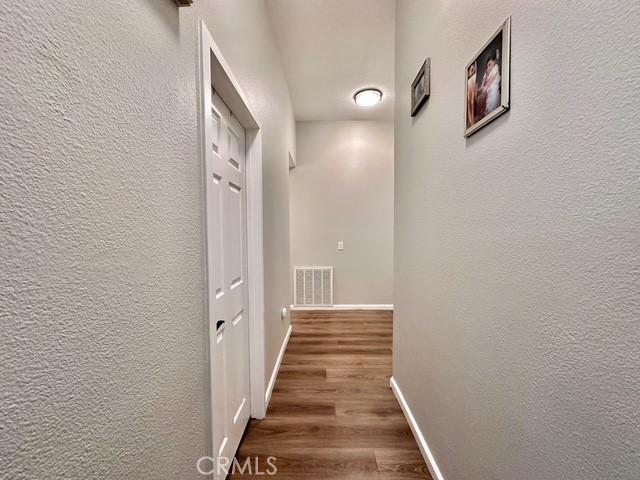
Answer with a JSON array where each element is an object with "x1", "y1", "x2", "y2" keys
[{"x1": 199, "y1": 20, "x2": 267, "y2": 478}]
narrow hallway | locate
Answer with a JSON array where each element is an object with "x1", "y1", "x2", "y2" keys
[
  {"x1": 234, "y1": 311, "x2": 430, "y2": 479},
  {"x1": 2, "y1": 2, "x2": 638, "y2": 479}
]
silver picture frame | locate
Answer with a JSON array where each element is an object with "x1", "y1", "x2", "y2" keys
[
  {"x1": 411, "y1": 58, "x2": 430, "y2": 117},
  {"x1": 464, "y1": 17, "x2": 511, "y2": 137}
]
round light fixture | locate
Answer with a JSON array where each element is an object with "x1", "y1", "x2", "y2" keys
[{"x1": 353, "y1": 88, "x2": 382, "y2": 107}]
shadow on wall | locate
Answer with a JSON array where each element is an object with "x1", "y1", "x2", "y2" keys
[
  {"x1": 410, "y1": 97, "x2": 431, "y2": 126},
  {"x1": 143, "y1": 0, "x2": 180, "y2": 36},
  {"x1": 464, "y1": 111, "x2": 509, "y2": 149}
]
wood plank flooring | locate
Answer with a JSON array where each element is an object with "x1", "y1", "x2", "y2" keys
[{"x1": 232, "y1": 310, "x2": 431, "y2": 479}]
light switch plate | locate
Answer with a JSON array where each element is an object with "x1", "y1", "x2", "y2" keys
[{"x1": 337, "y1": 241, "x2": 344, "y2": 251}]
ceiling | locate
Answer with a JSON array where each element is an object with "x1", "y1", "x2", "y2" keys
[{"x1": 267, "y1": 0, "x2": 395, "y2": 121}]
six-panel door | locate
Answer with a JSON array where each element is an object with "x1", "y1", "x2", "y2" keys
[{"x1": 206, "y1": 91, "x2": 251, "y2": 479}]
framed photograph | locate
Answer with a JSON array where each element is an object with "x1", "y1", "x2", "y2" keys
[
  {"x1": 411, "y1": 58, "x2": 430, "y2": 117},
  {"x1": 464, "y1": 17, "x2": 511, "y2": 136}
]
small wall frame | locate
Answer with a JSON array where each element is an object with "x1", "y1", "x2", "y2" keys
[{"x1": 411, "y1": 58, "x2": 430, "y2": 117}]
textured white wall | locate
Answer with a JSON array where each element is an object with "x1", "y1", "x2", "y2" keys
[
  {"x1": 394, "y1": 1, "x2": 640, "y2": 479},
  {"x1": 0, "y1": 0, "x2": 294, "y2": 478},
  {"x1": 291, "y1": 121, "x2": 394, "y2": 304}
]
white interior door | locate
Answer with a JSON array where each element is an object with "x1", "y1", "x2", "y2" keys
[{"x1": 206, "y1": 91, "x2": 251, "y2": 478}]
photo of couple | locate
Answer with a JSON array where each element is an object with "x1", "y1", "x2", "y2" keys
[
  {"x1": 466, "y1": 31, "x2": 503, "y2": 128},
  {"x1": 465, "y1": 18, "x2": 510, "y2": 136}
]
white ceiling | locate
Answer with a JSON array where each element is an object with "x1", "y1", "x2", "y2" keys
[{"x1": 267, "y1": 0, "x2": 395, "y2": 121}]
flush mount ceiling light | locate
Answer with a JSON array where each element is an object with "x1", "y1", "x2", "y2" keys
[{"x1": 353, "y1": 88, "x2": 382, "y2": 107}]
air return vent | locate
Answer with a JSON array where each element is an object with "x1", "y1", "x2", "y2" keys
[{"x1": 294, "y1": 266, "x2": 333, "y2": 306}]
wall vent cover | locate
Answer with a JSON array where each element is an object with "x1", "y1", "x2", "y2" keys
[{"x1": 294, "y1": 266, "x2": 333, "y2": 306}]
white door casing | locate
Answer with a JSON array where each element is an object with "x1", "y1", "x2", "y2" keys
[
  {"x1": 200, "y1": 20, "x2": 269, "y2": 479},
  {"x1": 206, "y1": 91, "x2": 251, "y2": 474}
]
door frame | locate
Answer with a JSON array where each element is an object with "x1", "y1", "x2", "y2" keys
[{"x1": 199, "y1": 20, "x2": 268, "y2": 433}]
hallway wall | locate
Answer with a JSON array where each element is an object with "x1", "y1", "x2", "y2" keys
[
  {"x1": 290, "y1": 121, "x2": 394, "y2": 305},
  {"x1": 394, "y1": 1, "x2": 640, "y2": 480},
  {"x1": 0, "y1": 1, "x2": 294, "y2": 478}
]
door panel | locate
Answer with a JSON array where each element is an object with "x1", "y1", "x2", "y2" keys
[{"x1": 206, "y1": 91, "x2": 250, "y2": 479}]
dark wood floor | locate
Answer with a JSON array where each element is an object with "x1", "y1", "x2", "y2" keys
[{"x1": 232, "y1": 310, "x2": 431, "y2": 479}]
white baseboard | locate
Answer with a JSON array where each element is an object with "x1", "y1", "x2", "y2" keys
[
  {"x1": 390, "y1": 376, "x2": 445, "y2": 480},
  {"x1": 264, "y1": 324, "x2": 292, "y2": 408},
  {"x1": 290, "y1": 304, "x2": 394, "y2": 311}
]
